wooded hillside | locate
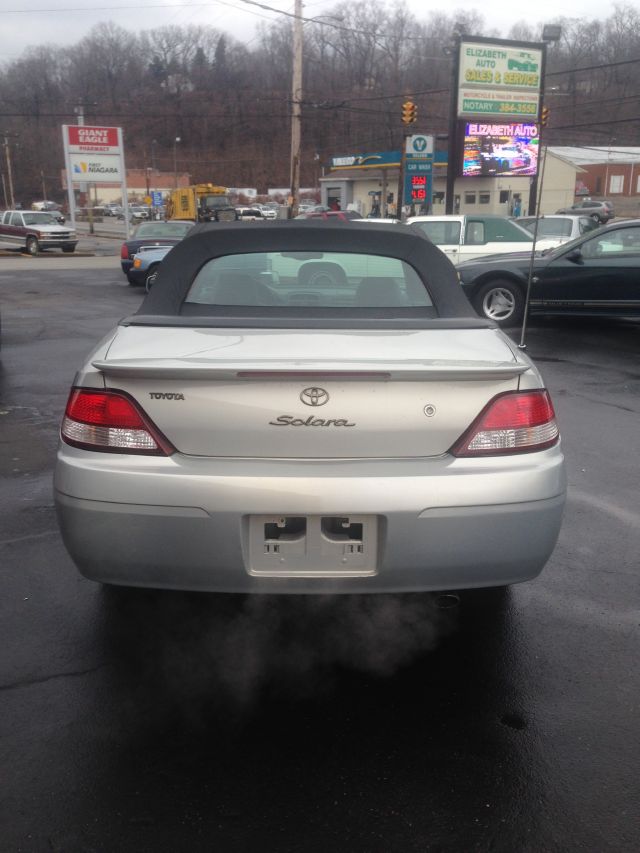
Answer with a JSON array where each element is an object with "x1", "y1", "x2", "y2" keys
[{"x1": 1, "y1": 1, "x2": 639, "y2": 202}]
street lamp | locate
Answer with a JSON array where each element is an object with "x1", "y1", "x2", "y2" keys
[
  {"x1": 151, "y1": 138, "x2": 158, "y2": 171},
  {"x1": 542, "y1": 24, "x2": 562, "y2": 42},
  {"x1": 605, "y1": 137, "x2": 617, "y2": 197},
  {"x1": 173, "y1": 136, "x2": 181, "y2": 189}
]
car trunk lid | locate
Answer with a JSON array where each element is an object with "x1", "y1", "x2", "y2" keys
[{"x1": 95, "y1": 326, "x2": 529, "y2": 458}]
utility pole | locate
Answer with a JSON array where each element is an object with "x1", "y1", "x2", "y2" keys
[
  {"x1": 1, "y1": 133, "x2": 16, "y2": 208},
  {"x1": 41, "y1": 169, "x2": 47, "y2": 202},
  {"x1": 74, "y1": 102, "x2": 94, "y2": 235},
  {"x1": 289, "y1": 0, "x2": 303, "y2": 218}
]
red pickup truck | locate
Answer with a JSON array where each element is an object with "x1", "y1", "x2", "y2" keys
[{"x1": 0, "y1": 210, "x2": 78, "y2": 254}]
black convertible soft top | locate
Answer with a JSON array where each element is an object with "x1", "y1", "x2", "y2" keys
[{"x1": 129, "y1": 220, "x2": 489, "y2": 328}]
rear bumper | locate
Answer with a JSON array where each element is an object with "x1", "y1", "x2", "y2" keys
[{"x1": 54, "y1": 446, "x2": 566, "y2": 593}]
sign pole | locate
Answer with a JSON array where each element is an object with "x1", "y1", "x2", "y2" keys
[
  {"x1": 61, "y1": 126, "x2": 77, "y2": 231},
  {"x1": 118, "y1": 127, "x2": 130, "y2": 239},
  {"x1": 527, "y1": 44, "x2": 547, "y2": 215},
  {"x1": 380, "y1": 170, "x2": 388, "y2": 217},
  {"x1": 397, "y1": 130, "x2": 408, "y2": 220},
  {"x1": 445, "y1": 37, "x2": 460, "y2": 215},
  {"x1": 518, "y1": 142, "x2": 547, "y2": 350}
]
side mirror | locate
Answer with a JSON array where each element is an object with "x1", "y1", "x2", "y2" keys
[{"x1": 565, "y1": 249, "x2": 583, "y2": 263}]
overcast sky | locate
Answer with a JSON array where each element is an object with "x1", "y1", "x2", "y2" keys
[{"x1": 0, "y1": 0, "x2": 606, "y2": 63}]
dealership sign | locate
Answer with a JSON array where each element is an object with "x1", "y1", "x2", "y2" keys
[
  {"x1": 461, "y1": 122, "x2": 538, "y2": 178},
  {"x1": 457, "y1": 40, "x2": 544, "y2": 120}
]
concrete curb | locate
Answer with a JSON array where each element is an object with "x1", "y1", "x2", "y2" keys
[{"x1": 0, "y1": 251, "x2": 96, "y2": 259}]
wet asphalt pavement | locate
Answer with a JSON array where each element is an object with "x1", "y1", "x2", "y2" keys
[{"x1": 0, "y1": 266, "x2": 639, "y2": 852}]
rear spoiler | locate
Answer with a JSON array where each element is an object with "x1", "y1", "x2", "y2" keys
[{"x1": 92, "y1": 358, "x2": 530, "y2": 382}]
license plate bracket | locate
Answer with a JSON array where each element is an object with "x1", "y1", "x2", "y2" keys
[{"x1": 247, "y1": 514, "x2": 378, "y2": 578}]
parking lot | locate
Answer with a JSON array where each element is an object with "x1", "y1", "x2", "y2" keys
[{"x1": 1, "y1": 259, "x2": 639, "y2": 852}]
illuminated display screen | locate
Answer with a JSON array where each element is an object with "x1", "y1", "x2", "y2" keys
[
  {"x1": 461, "y1": 122, "x2": 538, "y2": 177},
  {"x1": 410, "y1": 175, "x2": 427, "y2": 200}
]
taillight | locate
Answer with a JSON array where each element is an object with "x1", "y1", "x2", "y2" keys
[
  {"x1": 61, "y1": 388, "x2": 174, "y2": 455},
  {"x1": 120, "y1": 243, "x2": 129, "y2": 259},
  {"x1": 450, "y1": 390, "x2": 559, "y2": 457}
]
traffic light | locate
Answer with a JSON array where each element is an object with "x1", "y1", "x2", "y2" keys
[
  {"x1": 541, "y1": 105, "x2": 550, "y2": 127},
  {"x1": 402, "y1": 100, "x2": 417, "y2": 125}
]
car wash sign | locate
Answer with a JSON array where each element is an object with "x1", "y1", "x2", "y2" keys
[
  {"x1": 404, "y1": 135, "x2": 434, "y2": 208},
  {"x1": 457, "y1": 38, "x2": 545, "y2": 121},
  {"x1": 63, "y1": 124, "x2": 126, "y2": 184}
]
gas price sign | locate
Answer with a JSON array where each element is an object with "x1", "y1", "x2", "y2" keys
[
  {"x1": 410, "y1": 175, "x2": 428, "y2": 201},
  {"x1": 404, "y1": 160, "x2": 432, "y2": 209},
  {"x1": 403, "y1": 135, "x2": 433, "y2": 209}
]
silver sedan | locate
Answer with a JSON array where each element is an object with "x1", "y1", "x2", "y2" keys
[{"x1": 55, "y1": 222, "x2": 566, "y2": 593}]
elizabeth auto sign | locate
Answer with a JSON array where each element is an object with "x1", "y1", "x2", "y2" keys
[{"x1": 457, "y1": 40, "x2": 544, "y2": 120}]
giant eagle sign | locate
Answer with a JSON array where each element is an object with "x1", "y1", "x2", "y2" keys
[{"x1": 62, "y1": 124, "x2": 130, "y2": 235}]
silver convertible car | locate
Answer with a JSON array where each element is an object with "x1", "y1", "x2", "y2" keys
[{"x1": 55, "y1": 222, "x2": 566, "y2": 593}]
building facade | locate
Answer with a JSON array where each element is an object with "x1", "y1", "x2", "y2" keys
[
  {"x1": 549, "y1": 147, "x2": 640, "y2": 215},
  {"x1": 61, "y1": 169, "x2": 192, "y2": 205},
  {"x1": 320, "y1": 148, "x2": 581, "y2": 218}
]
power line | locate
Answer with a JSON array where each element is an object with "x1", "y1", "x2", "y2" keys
[
  {"x1": 547, "y1": 56, "x2": 640, "y2": 76},
  {"x1": 0, "y1": 0, "x2": 450, "y2": 41},
  {"x1": 0, "y1": 111, "x2": 294, "y2": 119},
  {"x1": 0, "y1": 2, "x2": 225, "y2": 13},
  {"x1": 551, "y1": 115, "x2": 640, "y2": 131},
  {"x1": 303, "y1": 55, "x2": 640, "y2": 108}
]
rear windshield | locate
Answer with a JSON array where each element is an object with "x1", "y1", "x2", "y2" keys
[
  {"x1": 204, "y1": 195, "x2": 231, "y2": 209},
  {"x1": 135, "y1": 222, "x2": 192, "y2": 238},
  {"x1": 184, "y1": 252, "x2": 434, "y2": 310},
  {"x1": 411, "y1": 220, "x2": 461, "y2": 245},
  {"x1": 521, "y1": 218, "x2": 573, "y2": 237},
  {"x1": 23, "y1": 213, "x2": 59, "y2": 225}
]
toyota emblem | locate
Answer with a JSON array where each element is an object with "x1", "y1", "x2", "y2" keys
[{"x1": 300, "y1": 387, "x2": 329, "y2": 407}]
